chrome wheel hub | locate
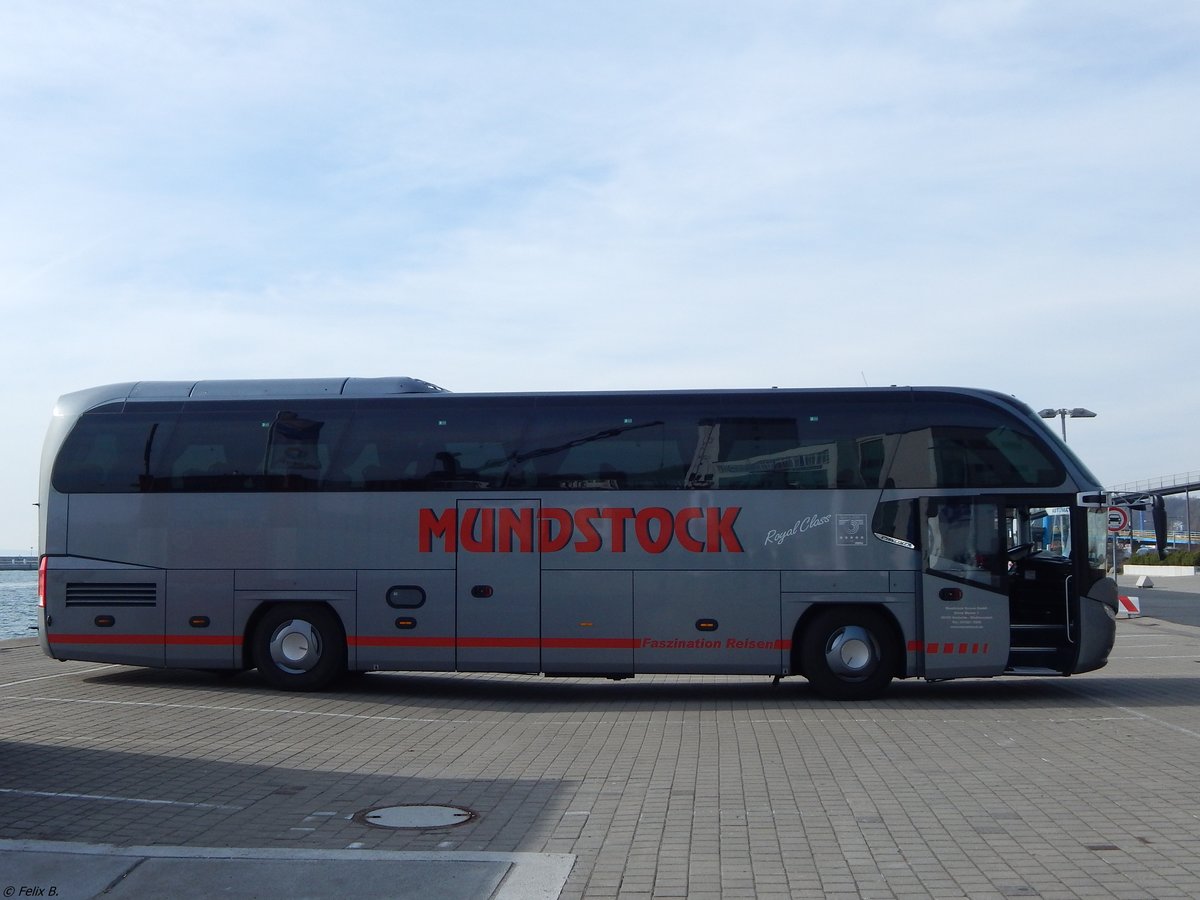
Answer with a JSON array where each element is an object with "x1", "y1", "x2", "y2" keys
[
  {"x1": 825, "y1": 625, "x2": 877, "y2": 680},
  {"x1": 269, "y1": 619, "x2": 322, "y2": 674}
]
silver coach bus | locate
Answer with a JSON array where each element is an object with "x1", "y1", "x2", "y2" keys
[{"x1": 37, "y1": 378, "x2": 1118, "y2": 700}]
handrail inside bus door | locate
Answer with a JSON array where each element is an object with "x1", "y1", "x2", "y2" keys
[{"x1": 1063, "y1": 574, "x2": 1075, "y2": 644}]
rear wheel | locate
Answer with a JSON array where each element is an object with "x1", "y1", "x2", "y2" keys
[
  {"x1": 253, "y1": 603, "x2": 346, "y2": 691},
  {"x1": 800, "y1": 607, "x2": 898, "y2": 701}
]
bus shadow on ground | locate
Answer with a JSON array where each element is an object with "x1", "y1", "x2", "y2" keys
[{"x1": 77, "y1": 665, "x2": 1200, "y2": 710}]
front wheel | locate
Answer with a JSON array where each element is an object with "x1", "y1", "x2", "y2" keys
[
  {"x1": 253, "y1": 603, "x2": 347, "y2": 691},
  {"x1": 799, "y1": 607, "x2": 899, "y2": 701}
]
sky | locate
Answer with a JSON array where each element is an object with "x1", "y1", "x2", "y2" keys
[{"x1": 1, "y1": 0, "x2": 1198, "y2": 553}]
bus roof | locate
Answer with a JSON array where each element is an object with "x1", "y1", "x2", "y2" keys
[
  {"x1": 52, "y1": 380, "x2": 1051, "y2": 419},
  {"x1": 53, "y1": 377, "x2": 446, "y2": 416}
]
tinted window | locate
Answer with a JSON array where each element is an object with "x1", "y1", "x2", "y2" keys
[
  {"x1": 155, "y1": 405, "x2": 353, "y2": 491},
  {"x1": 925, "y1": 499, "x2": 1005, "y2": 589},
  {"x1": 886, "y1": 401, "x2": 1064, "y2": 489},
  {"x1": 518, "y1": 405, "x2": 693, "y2": 490},
  {"x1": 54, "y1": 404, "x2": 353, "y2": 492},
  {"x1": 328, "y1": 402, "x2": 527, "y2": 490},
  {"x1": 50, "y1": 393, "x2": 1065, "y2": 493},
  {"x1": 52, "y1": 411, "x2": 170, "y2": 493},
  {"x1": 160, "y1": 408, "x2": 270, "y2": 490},
  {"x1": 872, "y1": 499, "x2": 918, "y2": 549},
  {"x1": 684, "y1": 401, "x2": 901, "y2": 489}
]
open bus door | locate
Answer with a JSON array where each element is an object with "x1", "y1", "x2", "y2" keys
[{"x1": 919, "y1": 497, "x2": 1010, "y2": 679}]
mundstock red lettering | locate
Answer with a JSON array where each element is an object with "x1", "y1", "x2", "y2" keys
[
  {"x1": 573, "y1": 507, "x2": 603, "y2": 553},
  {"x1": 538, "y1": 508, "x2": 571, "y2": 552},
  {"x1": 600, "y1": 507, "x2": 635, "y2": 552},
  {"x1": 498, "y1": 507, "x2": 534, "y2": 553},
  {"x1": 460, "y1": 507, "x2": 494, "y2": 552},
  {"x1": 634, "y1": 507, "x2": 673, "y2": 554},
  {"x1": 419, "y1": 505, "x2": 743, "y2": 554},
  {"x1": 674, "y1": 507, "x2": 704, "y2": 553},
  {"x1": 419, "y1": 507, "x2": 456, "y2": 553},
  {"x1": 707, "y1": 506, "x2": 743, "y2": 552}
]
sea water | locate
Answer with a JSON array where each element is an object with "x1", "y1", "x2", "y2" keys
[{"x1": 0, "y1": 571, "x2": 38, "y2": 640}]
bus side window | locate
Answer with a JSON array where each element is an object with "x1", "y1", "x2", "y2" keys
[
  {"x1": 519, "y1": 411, "x2": 682, "y2": 490},
  {"x1": 52, "y1": 413, "x2": 171, "y2": 493},
  {"x1": 329, "y1": 443, "x2": 376, "y2": 489},
  {"x1": 171, "y1": 443, "x2": 226, "y2": 487},
  {"x1": 266, "y1": 413, "x2": 319, "y2": 484},
  {"x1": 924, "y1": 499, "x2": 1004, "y2": 588},
  {"x1": 885, "y1": 404, "x2": 1064, "y2": 490},
  {"x1": 687, "y1": 416, "x2": 809, "y2": 489},
  {"x1": 160, "y1": 412, "x2": 267, "y2": 491},
  {"x1": 413, "y1": 442, "x2": 512, "y2": 490},
  {"x1": 351, "y1": 441, "x2": 423, "y2": 490},
  {"x1": 873, "y1": 500, "x2": 918, "y2": 549},
  {"x1": 53, "y1": 430, "x2": 125, "y2": 492},
  {"x1": 330, "y1": 407, "x2": 414, "y2": 490}
]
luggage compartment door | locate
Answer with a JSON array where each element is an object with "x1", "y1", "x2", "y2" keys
[
  {"x1": 634, "y1": 570, "x2": 782, "y2": 674},
  {"x1": 456, "y1": 500, "x2": 541, "y2": 672},
  {"x1": 542, "y1": 569, "x2": 634, "y2": 675}
]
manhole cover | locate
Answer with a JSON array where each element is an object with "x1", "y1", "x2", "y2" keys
[{"x1": 354, "y1": 804, "x2": 477, "y2": 830}]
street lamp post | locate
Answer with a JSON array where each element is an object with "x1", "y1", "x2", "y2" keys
[{"x1": 1038, "y1": 407, "x2": 1097, "y2": 441}]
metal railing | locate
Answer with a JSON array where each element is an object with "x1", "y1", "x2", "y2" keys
[{"x1": 1108, "y1": 471, "x2": 1200, "y2": 495}]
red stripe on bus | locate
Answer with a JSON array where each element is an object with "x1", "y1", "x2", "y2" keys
[
  {"x1": 50, "y1": 634, "x2": 167, "y2": 646},
  {"x1": 53, "y1": 634, "x2": 790, "y2": 652},
  {"x1": 907, "y1": 640, "x2": 990, "y2": 655},
  {"x1": 50, "y1": 634, "x2": 242, "y2": 646},
  {"x1": 453, "y1": 637, "x2": 542, "y2": 649},
  {"x1": 348, "y1": 636, "x2": 456, "y2": 648},
  {"x1": 541, "y1": 638, "x2": 643, "y2": 649},
  {"x1": 354, "y1": 637, "x2": 645, "y2": 650},
  {"x1": 165, "y1": 635, "x2": 243, "y2": 646},
  {"x1": 351, "y1": 636, "x2": 788, "y2": 650}
]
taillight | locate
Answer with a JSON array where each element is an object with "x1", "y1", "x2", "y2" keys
[{"x1": 38, "y1": 555, "x2": 47, "y2": 608}]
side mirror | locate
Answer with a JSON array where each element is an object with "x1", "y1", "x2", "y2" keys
[{"x1": 1152, "y1": 496, "x2": 1168, "y2": 560}]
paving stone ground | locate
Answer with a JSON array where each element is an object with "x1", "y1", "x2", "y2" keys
[{"x1": 2, "y1": 609, "x2": 1199, "y2": 898}]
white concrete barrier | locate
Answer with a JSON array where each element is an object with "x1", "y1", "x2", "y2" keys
[{"x1": 1123, "y1": 565, "x2": 1198, "y2": 577}]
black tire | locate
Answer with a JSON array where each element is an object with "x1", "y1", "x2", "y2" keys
[
  {"x1": 799, "y1": 607, "x2": 898, "y2": 701},
  {"x1": 252, "y1": 603, "x2": 347, "y2": 691}
]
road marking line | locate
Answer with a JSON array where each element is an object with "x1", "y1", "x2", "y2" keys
[
  {"x1": 0, "y1": 787, "x2": 241, "y2": 810},
  {"x1": 1053, "y1": 682, "x2": 1200, "y2": 740},
  {"x1": 0, "y1": 665, "x2": 118, "y2": 688},
  {"x1": 0, "y1": 693, "x2": 489, "y2": 725}
]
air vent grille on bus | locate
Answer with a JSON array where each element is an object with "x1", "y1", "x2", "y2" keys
[{"x1": 65, "y1": 583, "x2": 158, "y2": 607}]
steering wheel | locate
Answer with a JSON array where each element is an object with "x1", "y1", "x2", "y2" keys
[{"x1": 1007, "y1": 542, "x2": 1035, "y2": 562}]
